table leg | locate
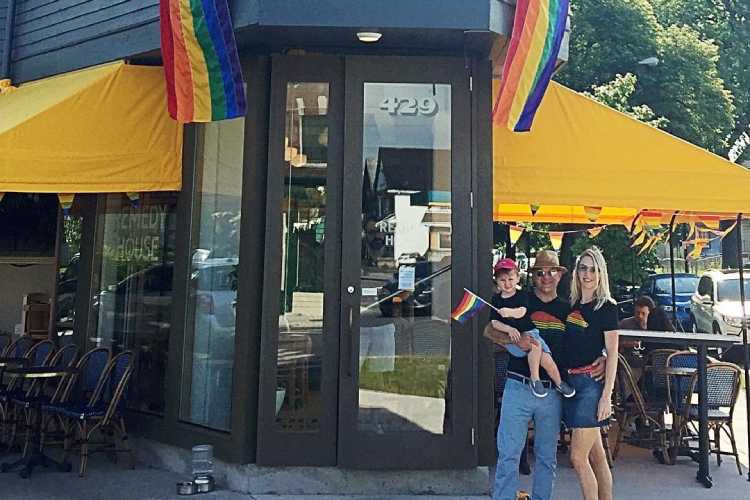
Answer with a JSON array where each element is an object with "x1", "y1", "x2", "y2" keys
[{"x1": 696, "y1": 344, "x2": 712, "y2": 488}]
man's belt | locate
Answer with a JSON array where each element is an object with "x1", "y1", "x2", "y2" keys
[
  {"x1": 507, "y1": 371, "x2": 553, "y2": 388},
  {"x1": 567, "y1": 362, "x2": 597, "y2": 375}
]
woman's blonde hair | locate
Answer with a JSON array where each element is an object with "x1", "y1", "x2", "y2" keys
[{"x1": 570, "y1": 246, "x2": 615, "y2": 310}]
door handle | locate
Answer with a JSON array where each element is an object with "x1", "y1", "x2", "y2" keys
[{"x1": 345, "y1": 304, "x2": 354, "y2": 377}]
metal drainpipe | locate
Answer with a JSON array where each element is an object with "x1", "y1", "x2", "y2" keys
[
  {"x1": 735, "y1": 214, "x2": 750, "y2": 482},
  {"x1": 1, "y1": 0, "x2": 17, "y2": 79}
]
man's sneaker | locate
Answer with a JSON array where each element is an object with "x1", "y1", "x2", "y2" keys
[
  {"x1": 530, "y1": 380, "x2": 548, "y2": 398},
  {"x1": 557, "y1": 381, "x2": 576, "y2": 398}
]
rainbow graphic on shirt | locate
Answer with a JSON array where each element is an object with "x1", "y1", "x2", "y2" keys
[
  {"x1": 566, "y1": 310, "x2": 589, "y2": 329},
  {"x1": 530, "y1": 311, "x2": 565, "y2": 333}
]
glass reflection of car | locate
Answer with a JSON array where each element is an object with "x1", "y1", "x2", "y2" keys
[
  {"x1": 190, "y1": 259, "x2": 238, "y2": 359},
  {"x1": 377, "y1": 261, "x2": 444, "y2": 317},
  {"x1": 691, "y1": 270, "x2": 750, "y2": 336},
  {"x1": 639, "y1": 273, "x2": 698, "y2": 331}
]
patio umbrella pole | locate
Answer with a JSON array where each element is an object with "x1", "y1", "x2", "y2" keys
[
  {"x1": 669, "y1": 214, "x2": 678, "y2": 328},
  {"x1": 735, "y1": 214, "x2": 750, "y2": 482}
]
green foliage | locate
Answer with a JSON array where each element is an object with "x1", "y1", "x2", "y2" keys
[
  {"x1": 652, "y1": 0, "x2": 750, "y2": 160},
  {"x1": 585, "y1": 73, "x2": 668, "y2": 128},
  {"x1": 558, "y1": 0, "x2": 737, "y2": 152},
  {"x1": 570, "y1": 226, "x2": 660, "y2": 286}
]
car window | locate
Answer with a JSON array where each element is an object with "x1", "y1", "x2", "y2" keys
[
  {"x1": 196, "y1": 265, "x2": 236, "y2": 291},
  {"x1": 654, "y1": 276, "x2": 698, "y2": 295},
  {"x1": 717, "y1": 279, "x2": 750, "y2": 302},
  {"x1": 697, "y1": 276, "x2": 713, "y2": 297}
]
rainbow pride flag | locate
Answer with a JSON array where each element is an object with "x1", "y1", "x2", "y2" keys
[
  {"x1": 451, "y1": 289, "x2": 488, "y2": 324},
  {"x1": 492, "y1": 0, "x2": 569, "y2": 132},
  {"x1": 159, "y1": 0, "x2": 246, "y2": 123}
]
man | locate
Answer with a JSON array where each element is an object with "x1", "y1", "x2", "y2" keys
[
  {"x1": 484, "y1": 250, "x2": 605, "y2": 500},
  {"x1": 618, "y1": 296, "x2": 655, "y2": 331}
]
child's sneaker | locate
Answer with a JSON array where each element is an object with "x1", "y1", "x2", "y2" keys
[
  {"x1": 557, "y1": 381, "x2": 576, "y2": 398},
  {"x1": 530, "y1": 380, "x2": 548, "y2": 398}
]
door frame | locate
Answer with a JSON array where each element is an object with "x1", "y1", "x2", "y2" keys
[
  {"x1": 256, "y1": 55, "x2": 345, "y2": 465},
  {"x1": 337, "y1": 55, "x2": 476, "y2": 469}
]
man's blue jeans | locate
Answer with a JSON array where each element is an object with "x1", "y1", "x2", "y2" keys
[{"x1": 492, "y1": 378, "x2": 562, "y2": 500}]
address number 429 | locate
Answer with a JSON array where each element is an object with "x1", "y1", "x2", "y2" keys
[{"x1": 379, "y1": 96, "x2": 439, "y2": 116}]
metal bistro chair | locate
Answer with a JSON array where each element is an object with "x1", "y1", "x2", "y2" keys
[
  {"x1": 39, "y1": 348, "x2": 110, "y2": 461},
  {"x1": 612, "y1": 354, "x2": 669, "y2": 462},
  {"x1": 640, "y1": 348, "x2": 678, "y2": 403},
  {"x1": 673, "y1": 362, "x2": 744, "y2": 475},
  {"x1": 46, "y1": 351, "x2": 134, "y2": 476},
  {"x1": 0, "y1": 336, "x2": 37, "y2": 390},
  {"x1": 8, "y1": 345, "x2": 79, "y2": 455},
  {"x1": 0, "y1": 339, "x2": 55, "y2": 448}
]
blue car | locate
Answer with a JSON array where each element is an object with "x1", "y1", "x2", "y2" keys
[{"x1": 638, "y1": 273, "x2": 699, "y2": 331}]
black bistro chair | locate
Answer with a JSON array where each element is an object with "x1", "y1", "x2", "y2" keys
[
  {"x1": 672, "y1": 362, "x2": 744, "y2": 474},
  {"x1": 44, "y1": 351, "x2": 134, "y2": 476}
]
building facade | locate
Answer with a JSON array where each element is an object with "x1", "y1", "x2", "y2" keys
[{"x1": 0, "y1": 0, "x2": 523, "y2": 470}]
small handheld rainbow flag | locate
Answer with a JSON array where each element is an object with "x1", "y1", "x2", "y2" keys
[
  {"x1": 492, "y1": 0, "x2": 569, "y2": 132},
  {"x1": 452, "y1": 289, "x2": 496, "y2": 324},
  {"x1": 159, "y1": 0, "x2": 246, "y2": 123}
]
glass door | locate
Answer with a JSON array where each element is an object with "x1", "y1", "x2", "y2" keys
[
  {"x1": 338, "y1": 57, "x2": 475, "y2": 468},
  {"x1": 257, "y1": 56, "x2": 344, "y2": 465}
]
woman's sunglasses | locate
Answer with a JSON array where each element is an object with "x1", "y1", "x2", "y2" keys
[
  {"x1": 533, "y1": 269, "x2": 560, "y2": 278},
  {"x1": 577, "y1": 264, "x2": 598, "y2": 274}
]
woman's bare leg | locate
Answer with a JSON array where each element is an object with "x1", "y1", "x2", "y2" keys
[
  {"x1": 527, "y1": 342, "x2": 542, "y2": 381},
  {"x1": 590, "y1": 431, "x2": 613, "y2": 500},
  {"x1": 570, "y1": 428, "x2": 600, "y2": 500},
  {"x1": 539, "y1": 352, "x2": 563, "y2": 386}
]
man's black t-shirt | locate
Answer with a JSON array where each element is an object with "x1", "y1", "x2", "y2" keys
[
  {"x1": 564, "y1": 300, "x2": 619, "y2": 369},
  {"x1": 491, "y1": 291, "x2": 536, "y2": 333},
  {"x1": 493, "y1": 292, "x2": 569, "y2": 380}
]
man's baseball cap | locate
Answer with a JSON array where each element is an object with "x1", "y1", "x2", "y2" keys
[{"x1": 493, "y1": 258, "x2": 518, "y2": 275}]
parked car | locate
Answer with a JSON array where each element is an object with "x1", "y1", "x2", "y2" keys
[
  {"x1": 639, "y1": 273, "x2": 698, "y2": 331},
  {"x1": 690, "y1": 270, "x2": 749, "y2": 336}
]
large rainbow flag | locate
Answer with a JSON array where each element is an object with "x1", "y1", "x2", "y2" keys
[
  {"x1": 492, "y1": 0, "x2": 569, "y2": 132},
  {"x1": 159, "y1": 0, "x2": 246, "y2": 123}
]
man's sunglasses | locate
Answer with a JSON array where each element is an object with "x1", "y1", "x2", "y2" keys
[{"x1": 533, "y1": 269, "x2": 560, "y2": 278}]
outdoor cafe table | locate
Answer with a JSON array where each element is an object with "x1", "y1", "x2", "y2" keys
[
  {"x1": 0, "y1": 366, "x2": 75, "y2": 478},
  {"x1": 618, "y1": 329, "x2": 741, "y2": 488}
]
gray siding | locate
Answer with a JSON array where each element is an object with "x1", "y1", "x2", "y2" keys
[
  {"x1": 0, "y1": 1, "x2": 9, "y2": 77},
  {"x1": 9, "y1": 0, "x2": 501, "y2": 82}
]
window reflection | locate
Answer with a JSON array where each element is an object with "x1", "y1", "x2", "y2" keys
[
  {"x1": 358, "y1": 83, "x2": 452, "y2": 434},
  {"x1": 274, "y1": 83, "x2": 330, "y2": 432},
  {"x1": 180, "y1": 119, "x2": 245, "y2": 430},
  {"x1": 90, "y1": 193, "x2": 178, "y2": 415}
]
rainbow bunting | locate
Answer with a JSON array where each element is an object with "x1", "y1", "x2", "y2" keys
[
  {"x1": 58, "y1": 194, "x2": 75, "y2": 215},
  {"x1": 548, "y1": 231, "x2": 564, "y2": 251},
  {"x1": 492, "y1": 0, "x2": 570, "y2": 132},
  {"x1": 451, "y1": 290, "x2": 488, "y2": 324},
  {"x1": 509, "y1": 225, "x2": 525, "y2": 245},
  {"x1": 584, "y1": 206, "x2": 602, "y2": 222},
  {"x1": 159, "y1": 0, "x2": 246, "y2": 123},
  {"x1": 587, "y1": 226, "x2": 604, "y2": 238}
]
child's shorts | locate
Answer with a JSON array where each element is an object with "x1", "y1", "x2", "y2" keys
[{"x1": 506, "y1": 328, "x2": 550, "y2": 358}]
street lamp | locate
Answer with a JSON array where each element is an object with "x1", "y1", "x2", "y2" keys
[{"x1": 637, "y1": 57, "x2": 659, "y2": 67}]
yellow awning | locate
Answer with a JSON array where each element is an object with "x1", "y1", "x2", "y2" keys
[
  {"x1": 493, "y1": 81, "x2": 750, "y2": 223},
  {"x1": 0, "y1": 61, "x2": 182, "y2": 193}
]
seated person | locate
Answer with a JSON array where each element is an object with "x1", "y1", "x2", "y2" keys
[
  {"x1": 618, "y1": 296, "x2": 655, "y2": 351},
  {"x1": 491, "y1": 258, "x2": 575, "y2": 399}
]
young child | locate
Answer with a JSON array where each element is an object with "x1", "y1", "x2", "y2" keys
[{"x1": 492, "y1": 258, "x2": 575, "y2": 398}]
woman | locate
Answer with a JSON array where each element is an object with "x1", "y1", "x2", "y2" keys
[{"x1": 563, "y1": 247, "x2": 619, "y2": 500}]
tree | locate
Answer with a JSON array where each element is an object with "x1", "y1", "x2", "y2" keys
[
  {"x1": 651, "y1": 0, "x2": 750, "y2": 161},
  {"x1": 585, "y1": 73, "x2": 668, "y2": 128},
  {"x1": 556, "y1": 0, "x2": 736, "y2": 152}
]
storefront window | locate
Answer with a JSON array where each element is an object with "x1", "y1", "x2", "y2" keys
[
  {"x1": 90, "y1": 193, "x2": 178, "y2": 415},
  {"x1": 179, "y1": 119, "x2": 245, "y2": 430},
  {"x1": 358, "y1": 82, "x2": 453, "y2": 434},
  {"x1": 274, "y1": 82, "x2": 330, "y2": 432}
]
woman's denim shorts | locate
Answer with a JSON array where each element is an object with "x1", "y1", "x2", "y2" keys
[{"x1": 563, "y1": 372, "x2": 607, "y2": 428}]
